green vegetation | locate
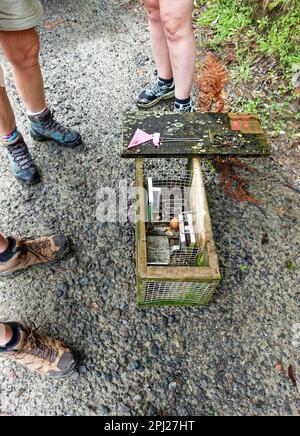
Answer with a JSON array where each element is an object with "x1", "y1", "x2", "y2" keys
[
  {"x1": 195, "y1": 0, "x2": 299, "y2": 128},
  {"x1": 196, "y1": 0, "x2": 300, "y2": 74}
]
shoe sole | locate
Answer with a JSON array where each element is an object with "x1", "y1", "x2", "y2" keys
[
  {"x1": 48, "y1": 356, "x2": 78, "y2": 379},
  {"x1": 16, "y1": 173, "x2": 42, "y2": 187},
  {"x1": 136, "y1": 90, "x2": 175, "y2": 109},
  {"x1": 0, "y1": 242, "x2": 70, "y2": 279},
  {"x1": 31, "y1": 131, "x2": 83, "y2": 148}
]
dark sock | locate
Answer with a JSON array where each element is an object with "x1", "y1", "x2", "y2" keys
[
  {"x1": 0, "y1": 323, "x2": 20, "y2": 351},
  {"x1": 0, "y1": 237, "x2": 16, "y2": 263},
  {"x1": 175, "y1": 97, "x2": 191, "y2": 106},
  {"x1": 158, "y1": 77, "x2": 174, "y2": 86}
]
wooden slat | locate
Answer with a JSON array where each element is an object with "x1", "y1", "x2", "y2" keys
[
  {"x1": 145, "y1": 266, "x2": 214, "y2": 281},
  {"x1": 123, "y1": 112, "x2": 270, "y2": 158},
  {"x1": 135, "y1": 158, "x2": 148, "y2": 278},
  {"x1": 189, "y1": 158, "x2": 212, "y2": 244}
]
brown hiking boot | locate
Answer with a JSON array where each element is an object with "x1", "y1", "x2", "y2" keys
[
  {"x1": 1, "y1": 322, "x2": 77, "y2": 377},
  {"x1": 0, "y1": 235, "x2": 69, "y2": 277}
]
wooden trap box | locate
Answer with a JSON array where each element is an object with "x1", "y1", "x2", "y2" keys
[
  {"x1": 136, "y1": 157, "x2": 221, "y2": 306},
  {"x1": 123, "y1": 111, "x2": 269, "y2": 306}
]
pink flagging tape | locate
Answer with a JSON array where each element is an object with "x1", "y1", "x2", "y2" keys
[{"x1": 128, "y1": 129, "x2": 154, "y2": 149}]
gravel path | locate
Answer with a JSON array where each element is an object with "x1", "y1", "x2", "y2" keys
[{"x1": 0, "y1": 0, "x2": 299, "y2": 417}]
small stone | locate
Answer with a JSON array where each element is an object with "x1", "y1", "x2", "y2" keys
[
  {"x1": 79, "y1": 366, "x2": 88, "y2": 375},
  {"x1": 57, "y1": 283, "x2": 69, "y2": 298},
  {"x1": 127, "y1": 361, "x2": 140, "y2": 371},
  {"x1": 169, "y1": 382, "x2": 178, "y2": 390},
  {"x1": 79, "y1": 277, "x2": 89, "y2": 286},
  {"x1": 68, "y1": 257, "x2": 78, "y2": 269}
]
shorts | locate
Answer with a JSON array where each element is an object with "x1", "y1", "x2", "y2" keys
[{"x1": 0, "y1": 0, "x2": 43, "y2": 31}]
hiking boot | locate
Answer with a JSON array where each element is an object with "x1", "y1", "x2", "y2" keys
[
  {"x1": 136, "y1": 78, "x2": 175, "y2": 108},
  {"x1": 0, "y1": 235, "x2": 69, "y2": 278},
  {"x1": 1, "y1": 133, "x2": 41, "y2": 185},
  {"x1": 174, "y1": 100, "x2": 195, "y2": 113},
  {"x1": 0, "y1": 322, "x2": 77, "y2": 377},
  {"x1": 29, "y1": 108, "x2": 82, "y2": 148}
]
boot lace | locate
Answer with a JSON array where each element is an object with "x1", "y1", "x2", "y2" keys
[
  {"x1": 40, "y1": 112, "x2": 68, "y2": 135},
  {"x1": 146, "y1": 81, "x2": 165, "y2": 98},
  {"x1": 7, "y1": 141, "x2": 35, "y2": 170},
  {"x1": 17, "y1": 323, "x2": 58, "y2": 364},
  {"x1": 19, "y1": 239, "x2": 52, "y2": 262}
]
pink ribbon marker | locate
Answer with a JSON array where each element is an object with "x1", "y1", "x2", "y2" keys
[{"x1": 128, "y1": 129, "x2": 154, "y2": 149}]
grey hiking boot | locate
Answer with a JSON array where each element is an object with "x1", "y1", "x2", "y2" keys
[
  {"x1": 1, "y1": 133, "x2": 41, "y2": 185},
  {"x1": 136, "y1": 78, "x2": 175, "y2": 108},
  {"x1": 29, "y1": 109, "x2": 82, "y2": 148}
]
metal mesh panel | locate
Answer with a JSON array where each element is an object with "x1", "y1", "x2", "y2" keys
[
  {"x1": 141, "y1": 281, "x2": 216, "y2": 305},
  {"x1": 145, "y1": 168, "x2": 205, "y2": 267},
  {"x1": 169, "y1": 246, "x2": 205, "y2": 266},
  {"x1": 151, "y1": 172, "x2": 193, "y2": 189}
]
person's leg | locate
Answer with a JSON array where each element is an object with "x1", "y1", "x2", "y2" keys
[
  {"x1": 0, "y1": 233, "x2": 9, "y2": 254},
  {"x1": 144, "y1": 0, "x2": 172, "y2": 80},
  {"x1": 160, "y1": 0, "x2": 196, "y2": 103},
  {"x1": 136, "y1": 0, "x2": 175, "y2": 108},
  {"x1": 0, "y1": 233, "x2": 17, "y2": 262},
  {"x1": 0, "y1": 29, "x2": 46, "y2": 113},
  {"x1": 0, "y1": 322, "x2": 12, "y2": 346},
  {"x1": 0, "y1": 87, "x2": 16, "y2": 136},
  {"x1": 0, "y1": 29, "x2": 81, "y2": 147}
]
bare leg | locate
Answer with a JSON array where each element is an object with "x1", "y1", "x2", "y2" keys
[
  {"x1": 0, "y1": 28, "x2": 46, "y2": 113},
  {"x1": 0, "y1": 233, "x2": 9, "y2": 253},
  {"x1": 160, "y1": 0, "x2": 196, "y2": 100},
  {"x1": 0, "y1": 86, "x2": 16, "y2": 136},
  {"x1": 0, "y1": 322, "x2": 13, "y2": 346},
  {"x1": 144, "y1": 0, "x2": 173, "y2": 80}
]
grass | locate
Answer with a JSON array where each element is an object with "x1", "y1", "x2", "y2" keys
[
  {"x1": 195, "y1": 0, "x2": 300, "y2": 128},
  {"x1": 196, "y1": 0, "x2": 300, "y2": 74}
]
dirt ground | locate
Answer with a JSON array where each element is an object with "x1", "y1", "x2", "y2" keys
[{"x1": 0, "y1": 0, "x2": 299, "y2": 416}]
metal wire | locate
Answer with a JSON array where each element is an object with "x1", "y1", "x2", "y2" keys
[
  {"x1": 145, "y1": 169, "x2": 205, "y2": 266},
  {"x1": 141, "y1": 281, "x2": 216, "y2": 305}
]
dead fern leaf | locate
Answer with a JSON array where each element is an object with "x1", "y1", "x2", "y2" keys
[
  {"x1": 195, "y1": 52, "x2": 228, "y2": 112},
  {"x1": 196, "y1": 53, "x2": 262, "y2": 206}
]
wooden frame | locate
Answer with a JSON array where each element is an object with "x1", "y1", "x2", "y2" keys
[{"x1": 136, "y1": 158, "x2": 221, "y2": 306}]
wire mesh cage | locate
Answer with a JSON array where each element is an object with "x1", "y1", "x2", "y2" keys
[
  {"x1": 145, "y1": 165, "x2": 206, "y2": 267},
  {"x1": 141, "y1": 281, "x2": 218, "y2": 306},
  {"x1": 136, "y1": 158, "x2": 221, "y2": 306}
]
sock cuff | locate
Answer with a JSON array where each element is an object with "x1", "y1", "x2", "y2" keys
[
  {"x1": 158, "y1": 77, "x2": 174, "y2": 85},
  {"x1": 0, "y1": 128, "x2": 19, "y2": 142},
  {"x1": 0, "y1": 323, "x2": 20, "y2": 352},
  {"x1": 175, "y1": 97, "x2": 191, "y2": 105},
  {"x1": 0, "y1": 237, "x2": 17, "y2": 263},
  {"x1": 27, "y1": 106, "x2": 48, "y2": 117}
]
